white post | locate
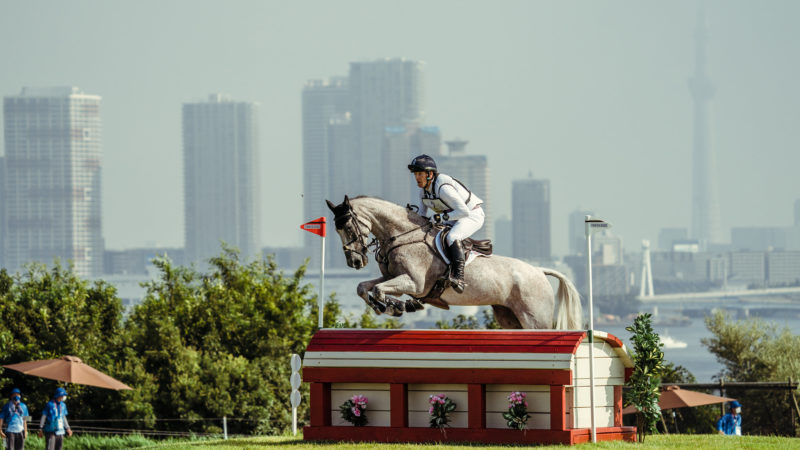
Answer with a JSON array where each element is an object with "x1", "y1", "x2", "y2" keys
[
  {"x1": 290, "y1": 354, "x2": 302, "y2": 436},
  {"x1": 585, "y1": 216, "x2": 597, "y2": 443},
  {"x1": 319, "y1": 235, "x2": 325, "y2": 329},
  {"x1": 223, "y1": 415, "x2": 228, "y2": 440}
]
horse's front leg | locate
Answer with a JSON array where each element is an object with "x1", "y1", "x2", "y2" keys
[
  {"x1": 371, "y1": 274, "x2": 425, "y2": 317},
  {"x1": 357, "y1": 276, "x2": 388, "y2": 315}
]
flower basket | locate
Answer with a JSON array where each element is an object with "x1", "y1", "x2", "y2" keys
[
  {"x1": 428, "y1": 394, "x2": 457, "y2": 428},
  {"x1": 502, "y1": 391, "x2": 530, "y2": 430},
  {"x1": 339, "y1": 394, "x2": 368, "y2": 426}
]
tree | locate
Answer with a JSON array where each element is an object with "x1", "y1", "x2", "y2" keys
[
  {"x1": 624, "y1": 313, "x2": 665, "y2": 442},
  {"x1": 702, "y1": 311, "x2": 800, "y2": 436},
  {"x1": 0, "y1": 263, "x2": 136, "y2": 423}
]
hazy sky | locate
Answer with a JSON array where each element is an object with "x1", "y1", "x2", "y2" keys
[{"x1": 2, "y1": 0, "x2": 799, "y2": 256}]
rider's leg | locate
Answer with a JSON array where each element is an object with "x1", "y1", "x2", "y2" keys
[
  {"x1": 446, "y1": 239, "x2": 467, "y2": 293},
  {"x1": 446, "y1": 209, "x2": 485, "y2": 293}
]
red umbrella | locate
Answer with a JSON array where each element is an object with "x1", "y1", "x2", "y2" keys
[{"x1": 3, "y1": 355, "x2": 132, "y2": 391}]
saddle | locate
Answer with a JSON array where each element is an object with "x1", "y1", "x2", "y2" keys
[{"x1": 412, "y1": 225, "x2": 493, "y2": 310}]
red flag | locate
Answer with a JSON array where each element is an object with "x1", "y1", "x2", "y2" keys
[{"x1": 300, "y1": 217, "x2": 326, "y2": 237}]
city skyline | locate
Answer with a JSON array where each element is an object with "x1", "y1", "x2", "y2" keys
[{"x1": 2, "y1": 1, "x2": 800, "y2": 257}]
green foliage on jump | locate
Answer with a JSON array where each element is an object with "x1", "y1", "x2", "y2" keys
[{"x1": 624, "y1": 313, "x2": 665, "y2": 443}]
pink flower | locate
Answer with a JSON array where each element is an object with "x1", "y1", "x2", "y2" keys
[{"x1": 352, "y1": 406, "x2": 361, "y2": 417}]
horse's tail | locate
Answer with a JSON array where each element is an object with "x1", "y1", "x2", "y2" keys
[{"x1": 542, "y1": 268, "x2": 584, "y2": 330}]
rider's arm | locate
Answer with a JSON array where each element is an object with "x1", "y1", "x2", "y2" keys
[
  {"x1": 417, "y1": 189, "x2": 429, "y2": 217},
  {"x1": 438, "y1": 183, "x2": 470, "y2": 220}
]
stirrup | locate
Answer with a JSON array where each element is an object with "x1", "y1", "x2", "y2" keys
[{"x1": 448, "y1": 275, "x2": 466, "y2": 294}]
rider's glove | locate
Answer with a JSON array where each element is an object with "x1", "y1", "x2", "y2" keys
[
  {"x1": 441, "y1": 213, "x2": 449, "y2": 222},
  {"x1": 432, "y1": 214, "x2": 442, "y2": 224}
]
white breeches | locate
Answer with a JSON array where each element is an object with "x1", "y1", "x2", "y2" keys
[{"x1": 446, "y1": 207, "x2": 485, "y2": 245}]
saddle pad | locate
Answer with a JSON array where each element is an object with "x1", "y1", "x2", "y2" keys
[{"x1": 435, "y1": 229, "x2": 484, "y2": 266}]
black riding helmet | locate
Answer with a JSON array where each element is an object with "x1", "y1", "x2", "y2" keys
[{"x1": 408, "y1": 154, "x2": 438, "y2": 173}]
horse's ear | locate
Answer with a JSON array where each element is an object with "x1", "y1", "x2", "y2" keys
[
  {"x1": 326, "y1": 199, "x2": 336, "y2": 212},
  {"x1": 344, "y1": 195, "x2": 351, "y2": 206}
]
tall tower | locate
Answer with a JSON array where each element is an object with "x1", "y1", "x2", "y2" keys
[
  {"x1": 349, "y1": 58, "x2": 424, "y2": 198},
  {"x1": 2, "y1": 87, "x2": 104, "y2": 277},
  {"x1": 183, "y1": 94, "x2": 260, "y2": 264},
  {"x1": 688, "y1": 6, "x2": 722, "y2": 245},
  {"x1": 511, "y1": 174, "x2": 550, "y2": 262},
  {"x1": 302, "y1": 78, "x2": 350, "y2": 269}
]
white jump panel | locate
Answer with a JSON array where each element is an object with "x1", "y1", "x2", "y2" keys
[{"x1": 330, "y1": 383, "x2": 390, "y2": 427}]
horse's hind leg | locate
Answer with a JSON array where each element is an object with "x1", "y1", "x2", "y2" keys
[{"x1": 491, "y1": 305, "x2": 523, "y2": 329}]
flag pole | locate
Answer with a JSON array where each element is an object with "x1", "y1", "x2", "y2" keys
[
  {"x1": 319, "y1": 235, "x2": 325, "y2": 329},
  {"x1": 300, "y1": 216, "x2": 327, "y2": 330},
  {"x1": 585, "y1": 215, "x2": 597, "y2": 443},
  {"x1": 585, "y1": 215, "x2": 610, "y2": 444}
]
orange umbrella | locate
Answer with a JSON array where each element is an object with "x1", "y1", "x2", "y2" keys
[
  {"x1": 623, "y1": 385, "x2": 735, "y2": 414},
  {"x1": 2, "y1": 355, "x2": 132, "y2": 391}
]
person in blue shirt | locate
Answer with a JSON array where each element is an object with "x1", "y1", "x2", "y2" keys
[
  {"x1": 38, "y1": 387, "x2": 72, "y2": 450},
  {"x1": 0, "y1": 388, "x2": 29, "y2": 450},
  {"x1": 716, "y1": 400, "x2": 742, "y2": 435}
]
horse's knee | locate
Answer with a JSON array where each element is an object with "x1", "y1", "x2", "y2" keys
[{"x1": 357, "y1": 283, "x2": 369, "y2": 298}]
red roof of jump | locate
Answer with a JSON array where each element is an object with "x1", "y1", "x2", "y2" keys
[{"x1": 306, "y1": 329, "x2": 623, "y2": 354}]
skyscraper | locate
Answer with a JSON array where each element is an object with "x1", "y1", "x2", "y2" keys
[
  {"x1": 183, "y1": 94, "x2": 260, "y2": 264},
  {"x1": 438, "y1": 140, "x2": 492, "y2": 241},
  {"x1": 689, "y1": 7, "x2": 722, "y2": 245},
  {"x1": 302, "y1": 78, "x2": 350, "y2": 269},
  {"x1": 2, "y1": 87, "x2": 104, "y2": 277},
  {"x1": 350, "y1": 58, "x2": 424, "y2": 198},
  {"x1": 512, "y1": 175, "x2": 550, "y2": 262}
]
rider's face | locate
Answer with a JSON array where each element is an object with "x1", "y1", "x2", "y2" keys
[{"x1": 414, "y1": 171, "x2": 430, "y2": 189}]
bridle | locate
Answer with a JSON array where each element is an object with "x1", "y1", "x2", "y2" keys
[
  {"x1": 334, "y1": 205, "x2": 373, "y2": 263},
  {"x1": 333, "y1": 202, "x2": 434, "y2": 266}
]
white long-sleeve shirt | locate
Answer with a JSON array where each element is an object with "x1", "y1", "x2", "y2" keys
[{"x1": 417, "y1": 173, "x2": 483, "y2": 220}]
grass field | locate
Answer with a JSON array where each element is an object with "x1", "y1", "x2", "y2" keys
[
  {"x1": 143, "y1": 434, "x2": 799, "y2": 449},
  {"x1": 16, "y1": 433, "x2": 799, "y2": 449}
]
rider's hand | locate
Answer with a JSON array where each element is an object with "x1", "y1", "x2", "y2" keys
[
  {"x1": 67, "y1": 428, "x2": 73, "y2": 437},
  {"x1": 38, "y1": 430, "x2": 43, "y2": 438},
  {"x1": 432, "y1": 214, "x2": 441, "y2": 224}
]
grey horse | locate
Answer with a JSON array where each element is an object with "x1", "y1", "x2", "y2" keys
[{"x1": 326, "y1": 195, "x2": 583, "y2": 329}]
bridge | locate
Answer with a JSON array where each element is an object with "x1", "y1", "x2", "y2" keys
[{"x1": 637, "y1": 286, "x2": 800, "y2": 304}]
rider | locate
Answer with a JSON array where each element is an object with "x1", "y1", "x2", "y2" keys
[{"x1": 408, "y1": 154, "x2": 484, "y2": 293}]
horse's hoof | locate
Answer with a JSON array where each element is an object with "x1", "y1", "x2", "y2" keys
[
  {"x1": 367, "y1": 294, "x2": 387, "y2": 314},
  {"x1": 404, "y1": 299, "x2": 424, "y2": 313}
]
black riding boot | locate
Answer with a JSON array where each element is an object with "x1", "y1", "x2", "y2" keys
[{"x1": 447, "y1": 240, "x2": 466, "y2": 293}]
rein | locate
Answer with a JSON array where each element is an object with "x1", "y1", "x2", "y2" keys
[{"x1": 374, "y1": 221, "x2": 433, "y2": 265}]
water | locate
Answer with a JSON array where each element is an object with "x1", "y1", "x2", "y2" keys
[{"x1": 307, "y1": 273, "x2": 800, "y2": 382}]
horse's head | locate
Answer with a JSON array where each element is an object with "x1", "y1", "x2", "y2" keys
[{"x1": 326, "y1": 195, "x2": 370, "y2": 270}]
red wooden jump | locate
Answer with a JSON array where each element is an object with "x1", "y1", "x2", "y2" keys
[{"x1": 303, "y1": 329, "x2": 636, "y2": 445}]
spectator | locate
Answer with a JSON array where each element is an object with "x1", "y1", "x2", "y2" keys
[
  {"x1": 38, "y1": 387, "x2": 72, "y2": 450},
  {"x1": 716, "y1": 400, "x2": 742, "y2": 435},
  {"x1": 0, "y1": 388, "x2": 29, "y2": 450}
]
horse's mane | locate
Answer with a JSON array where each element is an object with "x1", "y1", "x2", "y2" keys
[{"x1": 351, "y1": 195, "x2": 429, "y2": 226}]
